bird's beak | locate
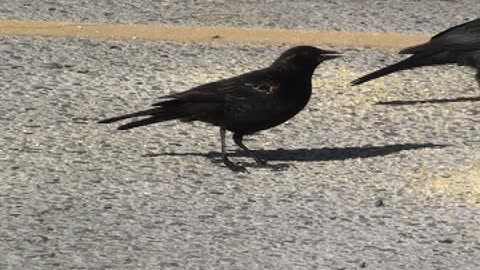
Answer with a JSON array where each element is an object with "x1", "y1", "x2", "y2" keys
[{"x1": 321, "y1": 50, "x2": 342, "y2": 60}]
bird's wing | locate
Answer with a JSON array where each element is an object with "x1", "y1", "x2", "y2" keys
[
  {"x1": 400, "y1": 18, "x2": 480, "y2": 53},
  {"x1": 98, "y1": 69, "x2": 281, "y2": 128},
  {"x1": 152, "y1": 81, "x2": 224, "y2": 106},
  {"x1": 153, "y1": 68, "x2": 278, "y2": 106},
  {"x1": 219, "y1": 69, "x2": 282, "y2": 99}
]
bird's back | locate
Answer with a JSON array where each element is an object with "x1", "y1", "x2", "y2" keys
[{"x1": 401, "y1": 18, "x2": 480, "y2": 53}]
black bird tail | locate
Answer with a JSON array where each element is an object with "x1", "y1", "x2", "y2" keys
[
  {"x1": 98, "y1": 108, "x2": 161, "y2": 124},
  {"x1": 351, "y1": 56, "x2": 426, "y2": 86},
  {"x1": 117, "y1": 114, "x2": 180, "y2": 130},
  {"x1": 98, "y1": 105, "x2": 188, "y2": 130}
]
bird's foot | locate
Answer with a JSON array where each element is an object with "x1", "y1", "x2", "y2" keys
[
  {"x1": 226, "y1": 163, "x2": 248, "y2": 173},
  {"x1": 254, "y1": 158, "x2": 268, "y2": 166},
  {"x1": 223, "y1": 158, "x2": 248, "y2": 173}
]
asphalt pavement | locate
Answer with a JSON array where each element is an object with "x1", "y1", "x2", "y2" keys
[
  {"x1": 1, "y1": 0, "x2": 480, "y2": 33},
  {"x1": 1, "y1": 1, "x2": 480, "y2": 270}
]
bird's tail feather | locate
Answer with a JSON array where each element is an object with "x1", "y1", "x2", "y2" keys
[
  {"x1": 99, "y1": 95, "x2": 221, "y2": 129},
  {"x1": 117, "y1": 114, "x2": 181, "y2": 130},
  {"x1": 98, "y1": 108, "x2": 161, "y2": 124},
  {"x1": 351, "y1": 56, "x2": 425, "y2": 85}
]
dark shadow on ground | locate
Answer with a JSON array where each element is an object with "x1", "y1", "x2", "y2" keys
[
  {"x1": 375, "y1": 96, "x2": 480, "y2": 106},
  {"x1": 144, "y1": 143, "x2": 447, "y2": 163}
]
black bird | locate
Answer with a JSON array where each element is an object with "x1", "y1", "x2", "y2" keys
[
  {"x1": 351, "y1": 18, "x2": 480, "y2": 86},
  {"x1": 98, "y1": 46, "x2": 340, "y2": 171}
]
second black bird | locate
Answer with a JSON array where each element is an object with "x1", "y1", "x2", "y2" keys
[
  {"x1": 351, "y1": 18, "x2": 480, "y2": 86},
  {"x1": 98, "y1": 46, "x2": 340, "y2": 171}
]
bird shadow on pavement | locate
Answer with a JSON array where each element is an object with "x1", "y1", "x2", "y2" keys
[
  {"x1": 144, "y1": 143, "x2": 447, "y2": 169},
  {"x1": 375, "y1": 95, "x2": 480, "y2": 106}
]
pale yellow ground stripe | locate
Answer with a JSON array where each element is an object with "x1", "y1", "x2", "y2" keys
[{"x1": 0, "y1": 19, "x2": 431, "y2": 49}]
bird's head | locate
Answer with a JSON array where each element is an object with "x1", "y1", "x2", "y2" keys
[{"x1": 271, "y1": 46, "x2": 341, "y2": 74}]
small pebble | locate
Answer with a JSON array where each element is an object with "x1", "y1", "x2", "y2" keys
[{"x1": 374, "y1": 198, "x2": 384, "y2": 207}]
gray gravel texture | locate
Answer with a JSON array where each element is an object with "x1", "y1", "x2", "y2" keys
[
  {"x1": 1, "y1": 35, "x2": 480, "y2": 269},
  {"x1": 0, "y1": 0, "x2": 479, "y2": 33}
]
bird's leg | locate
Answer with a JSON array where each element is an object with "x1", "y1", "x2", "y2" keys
[
  {"x1": 220, "y1": 127, "x2": 246, "y2": 172},
  {"x1": 233, "y1": 133, "x2": 267, "y2": 166}
]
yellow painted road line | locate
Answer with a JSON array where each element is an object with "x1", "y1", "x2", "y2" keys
[{"x1": 0, "y1": 19, "x2": 431, "y2": 49}]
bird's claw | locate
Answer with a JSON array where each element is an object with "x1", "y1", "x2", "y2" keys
[
  {"x1": 232, "y1": 165, "x2": 248, "y2": 172},
  {"x1": 223, "y1": 158, "x2": 248, "y2": 172},
  {"x1": 226, "y1": 163, "x2": 248, "y2": 173},
  {"x1": 255, "y1": 158, "x2": 268, "y2": 166}
]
